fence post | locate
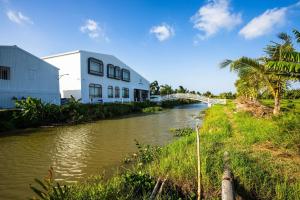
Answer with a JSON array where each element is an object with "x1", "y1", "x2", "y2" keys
[{"x1": 222, "y1": 151, "x2": 234, "y2": 200}]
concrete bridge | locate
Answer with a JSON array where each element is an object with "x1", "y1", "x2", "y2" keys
[{"x1": 150, "y1": 93, "x2": 226, "y2": 107}]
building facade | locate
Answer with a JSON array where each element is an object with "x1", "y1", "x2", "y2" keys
[
  {"x1": 0, "y1": 46, "x2": 60, "y2": 109},
  {"x1": 43, "y1": 50, "x2": 150, "y2": 103}
]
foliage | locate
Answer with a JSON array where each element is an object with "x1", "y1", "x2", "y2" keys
[
  {"x1": 169, "y1": 127, "x2": 194, "y2": 137},
  {"x1": 150, "y1": 80, "x2": 160, "y2": 95},
  {"x1": 159, "y1": 84, "x2": 174, "y2": 95},
  {"x1": 202, "y1": 91, "x2": 214, "y2": 97},
  {"x1": 142, "y1": 106, "x2": 162, "y2": 113},
  {"x1": 30, "y1": 167, "x2": 69, "y2": 200},
  {"x1": 124, "y1": 140, "x2": 162, "y2": 165},
  {"x1": 218, "y1": 92, "x2": 236, "y2": 99},
  {"x1": 220, "y1": 30, "x2": 300, "y2": 114}
]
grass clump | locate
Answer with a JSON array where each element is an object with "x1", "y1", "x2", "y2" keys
[
  {"x1": 169, "y1": 127, "x2": 194, "y2": 137},
  {"x1": 142, "y1": 106, "x2": 163, "y2": 113}
]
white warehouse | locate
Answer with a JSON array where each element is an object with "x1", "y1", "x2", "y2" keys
[
  {"x1": 43, "y1": 50, "x2": 150, "y2": 103},
  {"x1": 0, "y1": 46, "x2": 60, "y2": 109}
]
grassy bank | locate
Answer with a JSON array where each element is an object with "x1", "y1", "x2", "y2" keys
[
  {"x1": 0, "y1": 97, "x2": 194, "y2": 133},
  {"x1": 30, "y1": 101, "x2": 300, "y2": 199}
]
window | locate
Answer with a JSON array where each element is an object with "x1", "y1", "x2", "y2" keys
[
  {"x1": 122, "y1": 87, "x2": 129, "y2": 98},
  {"x1": 0, "y1": 66, "x2": 10, "y2": 80},
  {"x1": 115, "y1": 87, "x2": 120, "y2": 98},
  {"x1": 89, "y1": 84, "x2": 102, "y2": 99},
  {"x1": 108, "y1": 86, "x2": 114, "y2": 98},
  {"x1": 121, "y1": 69, "x2": 130, "y2": 82},
  {"x1": 114, "y1": 66, "x2": 121, "y2": 79},
  {"x1": 107, "y1": 64, "x2": 115, "y2": 78},
  {"x1": 88, "y1": 58, "x2": 103, "y2": 76}
]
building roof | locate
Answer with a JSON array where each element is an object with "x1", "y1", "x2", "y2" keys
[{"x1": 0, "y1": 45, "x2": 59, "y2": 70}]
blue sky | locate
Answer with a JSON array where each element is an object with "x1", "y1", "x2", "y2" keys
[{"x1": 1, "y1": 0, "x2": 300, "y2": 93}]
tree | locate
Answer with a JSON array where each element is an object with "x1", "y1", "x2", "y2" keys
[
  {"x1": 150, "y1": 80, "x2": 160, "y2": 95},
  {"x1": 203, "y1": 91, "x2": 213, "y2": 98},
  {"x1": 265, "y1": 29, "x2": 300, "y2": 78},
  {"x1": 176, "y1": 85, "x2": 188, "y2": 93},
  {"x1": 160, "y1": 84, "x2": 174, "y2": 95},
  {"x1": 219, "y1": 92, "x2": 236, "y2": 99},
  {"x1": 220, "y1": 31, "x2": 297, "y2": 114}
]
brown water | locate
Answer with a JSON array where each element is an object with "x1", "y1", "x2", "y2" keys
[{"x1": 0, "y1": 103, "x2": 207, "y2": 199}]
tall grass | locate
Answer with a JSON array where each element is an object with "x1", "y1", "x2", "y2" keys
[{"x1": 30, "y1": 101, "x2": 300, "y2": 199}]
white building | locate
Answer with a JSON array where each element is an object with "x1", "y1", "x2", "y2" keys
[
  {"x1": 42, "y1": 50, "x2": 150, "y2": 103},
  {"x1": 0, "y1": 46, "x2": 60, "y2": 109}
]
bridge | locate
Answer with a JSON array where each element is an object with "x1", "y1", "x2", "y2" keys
[{"x1": 150, "y1": 93, "x2": 226, "y2": 107}]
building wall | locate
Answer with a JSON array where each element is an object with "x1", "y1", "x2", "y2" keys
[
  {"x1": 43, "y1": 52, "x2": 82, "y2": 100},
  {"x1": 0, "y1": 46, "x2": 60, "y2": 108},
  {"x1": 80, "y1": 51, "x2": 150, "y2": 103}
]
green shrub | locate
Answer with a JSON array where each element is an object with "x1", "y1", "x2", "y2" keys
[{"x1": 142, "y1": 106, "x2": 162, "y2": 113}]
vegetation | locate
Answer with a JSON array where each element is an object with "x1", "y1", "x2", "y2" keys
[
  {"x1": 221, "y1": 29, "x2": 300, "y2": 115},
  {"x1": 0, "y1": 97, "x2": 193, "y2": 133},
  {"x1": 30, "y1": 100, "x2": 300, "y2": 199},
  {"x1": 169, "y1": 127, "x2": 194, "y2": 137},
  {"x1": 142, "y1": 106, "x2": 162, "y2": 113}
]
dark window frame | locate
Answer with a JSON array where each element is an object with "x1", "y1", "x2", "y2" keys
[
  {"x1": 121, "y1": 69, "x2": 130, "y2": 82},
  {"x1": 88, "y1": 58, "x2": 104, "y2": 76},
  {"x1": 122, "y1": 87, "x2": 129, "y2": 98},
  {"x1": 115, "y1": 86, "x2": 120, "y2": 98},
  {"x1": 114, "y1": 66, "x2": 121, "y2": 80},
  {"x1": 89, "y1": 83, "x2": 102, "y2": 99},
  {"x1": 108, "y1": 85, "x2": 114, "y2": 98},
  {"x1": 0, "y1": 66, "x2": 10, "y2": 80},
  {"x1": 107, "y1": 64, "x2": 115, "y2": 78}
]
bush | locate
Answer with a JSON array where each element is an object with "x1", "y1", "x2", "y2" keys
[{"x1": 142, "y1": 106, "x2": 162, "y2": 113}]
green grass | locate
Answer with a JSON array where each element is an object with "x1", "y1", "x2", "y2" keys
[
  {"x1": 30, "y1": 101, "x2": 300, "y2": 199},
  {"x1": 260, "y1": 99, "x2": 300, "y2": 113}
]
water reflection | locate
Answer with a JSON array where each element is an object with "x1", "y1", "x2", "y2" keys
[{"x1": 0, "y1": 103, "x2": 207, "y2": 199}]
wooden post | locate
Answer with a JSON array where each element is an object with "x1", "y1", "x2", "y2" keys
[
  {"x1": 196, "y1": 125, "x2": 201, "y2": 200},
  {"x1": 222, "y1": 151, "x2": 234, "y2": 200},
  {"x1": 150, "y1": 178, "x2": 162, "y2": 200}
]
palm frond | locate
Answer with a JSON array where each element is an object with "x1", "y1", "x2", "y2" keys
[
  {"x1": 266, "y1": 60, "x2": 300, "y2": 75},
  {"x1": 219, "y1": 59, "x2": 233, "y2": 69},
  {"x1": 280, "y1": 51, "x2": 300, "y2": 62},
  {"x1": 293, "y1": 29, "x2": 300, "y2": 43},
  {"x1": 277, "y1": 32, "x2": 292, "y2": 44}
]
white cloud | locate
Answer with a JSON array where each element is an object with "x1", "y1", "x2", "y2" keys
[
  {"x1": 6, "y1": 10, "x2": 33, "y2": 25},
  {"x1": 239, "y1": 7, "x2": 287, "y2": 39},
  {"x1": 150, "y1": 23, "x2": 175, "y2": 41},
  {"x1": 191, "y1": 0, "x2": 242, "y2": 40},
  {"x1": 80, "y1": 19, "x2": 109, "y2": 42}
]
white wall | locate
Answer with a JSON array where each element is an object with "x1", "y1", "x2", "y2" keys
[
  {"x1": 42, "y1": 50, "x2": 150, "y2": 103},
  {"x1": 43, "y1": 52, "x2": 82, "y2": 100},
  {"x1": 80, "y1": 51, "x2": 150, "y2": 103},
  {"x1": 0, "y1": 46, "x2": 60, "y2": 108}
]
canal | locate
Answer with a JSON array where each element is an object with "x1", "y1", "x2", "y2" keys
[{"x1": 0, "y1": 103, "x2": 207, "y2": 199}]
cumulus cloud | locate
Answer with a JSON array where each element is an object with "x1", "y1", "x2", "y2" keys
[
  {"x1": 239, "y1": 8, "x2": 288, "y2": 39},
  {"x1": 6, "y1": 10, "x2": 33, "y2": 25},
  {"x1": 150, "y1": 23, "x2": 175, "y2": 41},
  {"x1": 80, "y1": 19, "x2": 109, "y2": 42},
  {"x1": 191, "y1": 0, "x2": 242, "y2": 40}
]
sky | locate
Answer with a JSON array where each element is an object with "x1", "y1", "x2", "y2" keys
[{"x1": 0, "y1": 0, "x2": 300, "y2": 94}]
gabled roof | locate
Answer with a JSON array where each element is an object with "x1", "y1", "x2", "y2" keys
[{"x1": 0, "y1": 45, "x2": 59, "y2": 70}]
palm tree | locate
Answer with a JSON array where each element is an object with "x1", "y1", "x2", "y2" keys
[
  {"x1": 221, "y1": 56, "x2": 289, "y2": 115},
  {"x1": 265, "y1": 29, "x2": 300, "y2": 78},
  {"x1": 221, "y1": 31, "x2": 299, "y2": 114}
]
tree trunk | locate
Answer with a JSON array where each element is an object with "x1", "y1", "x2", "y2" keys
[{"x1": 273, "y1": 92, "x2": 281, "y2": 115}]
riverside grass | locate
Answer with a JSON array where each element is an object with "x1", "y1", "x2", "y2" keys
[{"x1": 30, "y1": 101, "x2": 300, "y2": 199}]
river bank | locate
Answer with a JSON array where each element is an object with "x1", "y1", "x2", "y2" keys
[
  {"x1": 29, "y1": 100, "x2": 300, "y2": 199},
  {"x1": 0, "y1": 103, "x2": 206, "y2": 199},
  {"x1": 0, "y1": 98, "x2": 196, "y2": 133}
]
